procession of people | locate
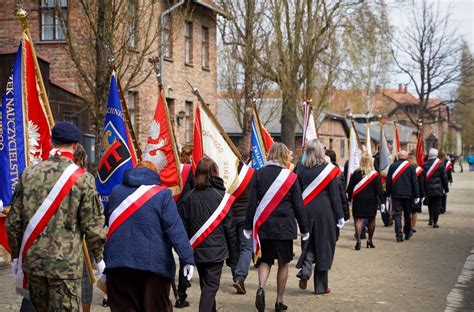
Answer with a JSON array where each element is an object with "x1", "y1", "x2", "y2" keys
[{"x1": 2, "y1": 116, "x2": 457, "y2": 312}]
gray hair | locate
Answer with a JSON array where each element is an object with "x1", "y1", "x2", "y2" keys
[
  {"x1": 428, "y1": 148, "x2": 438, "y2": 159},
  {"x1": 303, "y1": 139, "x2": 327, "y2": 168}
]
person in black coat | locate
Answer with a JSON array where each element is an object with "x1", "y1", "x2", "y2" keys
[
  {"x1": 439, "y1": 151, "x2": 453, "y2": 215},
  {"x1": 296, "y1": 141, "x2": 344, "y2": 295},
  {"x1": 422, "y1": 149, "x2": 449, "y2": 228},
  {"x1": 179, "y1": 158, "x2": 238, "y2": 312},
  {"x1": 408, "y1": 154, "x2": 425, "y2": 233},
  {"x1": 386, "y1": 150, "x2": 420, "y2": 241},
  {"x1": 347, "y1": 153, "x2": 385, "y2": 250},
  {"x1": 231, "y1": 160, "x2": 255, "y2": 295},
  {"x1": 325, "y1": 149, "x2": 350, "y2": 222},
  {"x1": 245, "y1": 143, "x2": 308, "y2": 312}
]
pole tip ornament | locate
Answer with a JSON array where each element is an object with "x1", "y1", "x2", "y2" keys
[{"x1": 15, "y1": 7, "x2": 29, "y2": 29}]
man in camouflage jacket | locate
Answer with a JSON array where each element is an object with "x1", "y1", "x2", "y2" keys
[{"x1": 6, "y1": 122, "x2": 106, "y2": 312}]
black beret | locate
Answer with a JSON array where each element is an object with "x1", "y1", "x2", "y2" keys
[{"x1": 52, "y1": 122, "x2": 82, "y2": 144}]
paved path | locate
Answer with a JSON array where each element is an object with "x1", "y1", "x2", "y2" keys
[{"x1": 0, "y1": 171, "x2": 472, "y2": 311}]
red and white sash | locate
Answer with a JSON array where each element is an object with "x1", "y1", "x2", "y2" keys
[
  {"x1": 232, "y1": 164, "x2": 255, "y2": 199},
  {"x1": 107, "y1": 184, "x2": 166, "y2": 239},
  {"x1": 190, "y1": 192, "x2": 235, "y2": 249},
  {"x1": 16, "y1": 163, "x2": 86, "y2": 297},
  {"x1": 252, "y1": 168, "x2": 297, "y2": 258},
  {"x1": 302, "y1": 163, "x2": 340, "y2": 206},
  {"x1": 173, "y1": 164, "x2": 192, "y2": 201},
  {"x1": 391, "y1": 160, "x2": 410, "y2": 184},
  {"x1": 445, "y1": 160, "x2": 452, "y2": 172},
  {"x1": 352, "y1": 170, "x2": 379, "y2": 199},
  {"x1": 426, "y1": 158, "x2": 441, "y2": 182},
  {"x1": 416, "y1": 166, "x2": 423, "y2": 177}
]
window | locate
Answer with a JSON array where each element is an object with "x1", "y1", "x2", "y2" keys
[
  {"x1": 185, "y1": 101, "x2": 193, "y2": 143},
  {"x1": 128, "y1": 0, "x2": 137, "y2": 48},
  {"x1": 201, "y1": 26, "x2": 209, "y2": 69},
  {"x1": 340, "y1": 139, "x2": 345, "y2": 158},
  {"x1": 40, "y1": 0, "x2": 67, "y2": 41},
  {"x1": 128, "y1": 92, "x2": 138, "y2": 132},
  {"x1": 163, "y1": 15, "x2": 173, "y2": 59},
  {"x1": 62, "y1": 109, "x2": 79, "y2": 126},
  {"x1": 184, "y1": 21, "x2": 193, "y2": 65}
]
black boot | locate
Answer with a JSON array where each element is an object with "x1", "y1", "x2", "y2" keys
[
  {"x1": 275, "y1": 302, "x2": 288, "y2": 311},
  {"x1": 256, "y1": 287, "x2": 265, "y2": 312}
]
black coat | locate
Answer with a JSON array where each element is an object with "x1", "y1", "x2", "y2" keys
[
  {"x1": 332, "y1": 162, "x2": 350, "y2": 220},
  {"x1": 179, "y1": 176, "x2": 238, "y2": 265},
  {"x1": 244, "y1": 165, "x2": 308, "y2": 240},
  {"x1": 347, "y1": 169, "x2": 385, "y2": 218},
  {"x1": 386, "y1": 160, "x2": 420, "y2": 199},
  {"x1": 231, "y1": 164, "x2": 255, "y2": 217},
  {"x1": 423, "y1": 158, "x2": 449, "y2": 198},
  {"x1": 414, "y1": 168, "x2": 425, "y2": 210},
  {"x1": 295, "y1": 163, "x2": 343, "y2": 271},
  {"x1": 442, "y1": 159, "x2": 453, "y2": 183},
  {"x1": 175, "y1": 165, "x2": 195, "y2": 210}
]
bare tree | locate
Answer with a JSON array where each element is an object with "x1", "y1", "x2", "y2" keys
[
  {"x1": 56, "y1": 0, "x2": 190, "y2": 157},
  {"x1": 390, "y1": 0, "x2": 462, "y2": 127},
  {"x1": 342, "y1": 1, "x2": 392, "y2": 114}
]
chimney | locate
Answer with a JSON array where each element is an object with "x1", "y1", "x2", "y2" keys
[
  {"x1": 403, "y1": 84, "x2": 408, "y2": 94},
  {"x1": 398, "y1": 83, "x2": 403, "y2": 93},
  {"x1": 375, "y1": 85, "x2": 382, "y2": 94}
]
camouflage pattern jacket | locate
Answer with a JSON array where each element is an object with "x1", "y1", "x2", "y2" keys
[{"x1": 6, "y1": 155, "x2": 106, "y2": 279}]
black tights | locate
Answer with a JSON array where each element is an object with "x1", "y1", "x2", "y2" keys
[{"x1": 354, "y1": 217, "x2": 375, "y2": 241}]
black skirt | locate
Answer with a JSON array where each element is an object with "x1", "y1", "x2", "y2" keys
[
  {"x1": 260, "y1": 239, "x2": 293, "y2": 265},
  {"x1": 412, "y1": 203, "x2": 422, "y2": 213}
]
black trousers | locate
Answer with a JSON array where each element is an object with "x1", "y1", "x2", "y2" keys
[
  {"x1": 428, "y1": 196, "x2": 442, "y2": 224},
  {"x1": 441, "y1": 194, "x2": 447, "y2": 214},
  {"x1": 392, "y1": 198, "x2": 412, "y2": 238},
  {"x1": 177, "y1": 260, "x2": 190, "y2": 300},
  {"x1": 107, "y1": 268, "x2": 172, "y2": 312},
  {"x1": 196, "y1": 261, "x2": 224, "y2": 312}
]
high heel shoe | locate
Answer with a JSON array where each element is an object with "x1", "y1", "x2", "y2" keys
[
  {"x1": 367, "y1": 240, "x2": 375, "y2": 248},
  {"x1": 355, "y1": 240, "x2": 361, "y2": 250}
]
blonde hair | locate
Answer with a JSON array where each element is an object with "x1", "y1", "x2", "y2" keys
[
  {"x1": 267, "y1": 142, "x2": 290, "y2": 166},
  {"x1": 359, "y1": 153, "x2": 373, "y2": 176},
  {"x1": 303, "y1": 139, "x2": 327, "y2": 168},
  {"x1": 408, "y1": 154, "x2": 418, "y2": 167}
]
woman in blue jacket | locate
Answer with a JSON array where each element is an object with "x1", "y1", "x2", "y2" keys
[{"x1": 104, "y1": 161, "x2": 195, "y2": 312}]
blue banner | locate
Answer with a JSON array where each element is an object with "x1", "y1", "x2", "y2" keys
[
  {"x1": 0, "y1": 43, "x2": 28, "y2": 206},
  {"x1": 250, "y1": 116, "x2": 266, "y2": 169},
  {"x1": 96, "y1": 73, "x2": 133, "y2": 205}
]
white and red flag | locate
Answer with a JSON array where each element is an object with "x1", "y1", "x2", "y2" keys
[
  {"x1": 379, "y1": 122, "x2": 392, "y2": 178},
  {"x1": 301, "y1": 101, "x2": 318, "y2": 147},
  {"x1": 192, "y1": 102, "x2": 241, "y2": 193},
  {"x1": 392, "y1": 122, "x2": 401, "y2": 156},
  {"x1": 416, "y1": 130, "x2": 424, "y2": 166},
  {"x1": 143, "y1": 91, "x2": 182, "y2": 195}
]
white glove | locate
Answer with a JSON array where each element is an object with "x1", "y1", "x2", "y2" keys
[
  {"x1": 99, "y1": 274, "x2": 107, "y2": 284},
  {"x1": 336, "y1": 218, "x2": 345, "y2": 229},
  {"x1": 301, "y1": 233, "x2": 310, "y2": 241},
  {"x1": 0, "y1": 200, "x2": 3, "y2": 213},
  {"x1": 96, "y1": 260, "x2": 105, "y2": 276},
  {"x1": 11, "y1": 258, "x2": 18, "y2": 277},
  {"x1": 243, "y1": 229, "x2": 252, "y2": 240},
  {"x1": 380, "y1": 204, "x2": 386, "y2": 213},
  {"x1": 183, "y1": 264, "x2": 194, "y2": 281},
  {"x1": 414, "y1": 198, "x2": 420, "y2": 205}
]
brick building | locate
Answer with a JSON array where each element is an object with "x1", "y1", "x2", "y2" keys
[{"x1": 0, "y1": 0, "x2": 223, "y2": 160}]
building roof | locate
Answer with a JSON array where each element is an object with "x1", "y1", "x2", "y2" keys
[
  {"x1": 352, "y1": 121, "x2": 417, "y2": 145},
  {"x1": 193, "y1": 0, "x2": 227, "y2": 17}
]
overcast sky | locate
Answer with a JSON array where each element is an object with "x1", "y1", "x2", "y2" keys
[{"x1": 388, "y1": 0, "x2": 473, "y2": 96}]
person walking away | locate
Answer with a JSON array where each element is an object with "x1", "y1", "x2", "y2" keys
[
  {"x1": 104, "y1": 161, "x2": 195, "y2": 312},
  {"x1": 179, "y1": 158, "x2": 238, "y2": 312},
  {"x1": 231, "y1": 158, "x2": 255, "y2": 295},
  {"x1": 386, "y1": 150, "x2": 420, "y2": 242},
  {"x1": 408, "y1": 154, "x2": 425, "y2": 234},
  {"x1": 174, "y1": 161, "x2": 196, "y2": 308},
  {"x1": 422, "y1": 149, "x2": 449, "y2": 228},
  {"x1": 7, "y1": 122, "x2": 106, "y2": 312},
  {"x1": 296, "y1": 141, "x2": 345, "y2": 294},
  {"x1": 439, "y1": 151, "x2": 453, "y2": 214},
  {"x1": 325, "y1": 149, "x2": 350, "y2": 229},
  {"x1": 245, "y1": 143, "x2": 309, "y2": 312},
  {"x1": 347, "y1": 153, "x2": 385, "y2": 249},
  {"x1": 467, "y1": 153, "x2": 474, "y2": 171}
]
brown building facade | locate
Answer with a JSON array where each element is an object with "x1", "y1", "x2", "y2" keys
[{"x1": 0, "y1": 0, "x2": 222, "y2": 159}]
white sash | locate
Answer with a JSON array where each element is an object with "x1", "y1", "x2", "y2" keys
[
  {"x1": 353, "y1": 170, "x2": 378, "y2": 198},
  {"x1": 426, "y1": 158, "x2": 441, "y2": 181},
  {"x1": 392, "y1": 160, "x2": 410, "y2": 183},
  {"x1": 302, "y1": 163, "x2": 338, "y2": 204}
]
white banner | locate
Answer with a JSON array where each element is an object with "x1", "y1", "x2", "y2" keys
[
  {"x1": 200, "y1": 105, "x2": 240, "y2": 192},
  {"x1": 347, "y1": 124, "x2": 361, "y2": 186}
]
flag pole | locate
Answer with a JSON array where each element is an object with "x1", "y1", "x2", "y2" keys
[
  {"x1": 186, "y1": 81, "x2": 243, "y2": 161},
  {"x1": 349, "y1": 112, "x2": 362, "y2": 150},
  {"x1": 15, "y1": 8, "x2": 54, "y2": 128},
  {"x1": 251, "y1": 96, "x2": 269, "y2": 156}
]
